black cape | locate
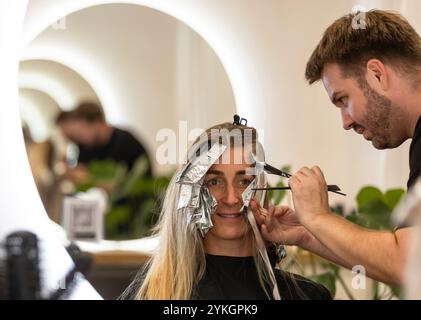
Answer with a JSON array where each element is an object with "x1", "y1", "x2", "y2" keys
[{"x1": 122, "y1": 246, "x2": 332, "y2": 300}]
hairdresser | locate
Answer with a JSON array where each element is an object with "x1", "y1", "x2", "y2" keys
[
  {"x1": 252, "y1": 10, "x2": 421, "y2": 287},
  {"x1": 56, "y1": 102, "x2": 152, "y2": 183}
]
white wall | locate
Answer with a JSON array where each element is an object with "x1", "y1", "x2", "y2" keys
[{"x1": 22, "y1": 3, "x2": 236, "y2": 175}]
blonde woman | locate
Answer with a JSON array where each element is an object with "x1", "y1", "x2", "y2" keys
[{"x1": 122, "y1": 121, "x2": 331, "y2": 300}]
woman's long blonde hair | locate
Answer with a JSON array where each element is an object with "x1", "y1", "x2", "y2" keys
[{"x1": 127, "y1": 122, "x2": 278, "y2": 299}]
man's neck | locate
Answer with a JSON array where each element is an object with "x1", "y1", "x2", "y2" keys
[
  {"x1": 400, "y1": 88, "x2": 421, "y2": 138},
  {"x1": 97, "y1": 124, "x2": 114, "y2": 145}
]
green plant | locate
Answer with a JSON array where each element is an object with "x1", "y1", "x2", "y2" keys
[
  {"x1": 266, "y1": 167, "x2": 405, "y2": 300},
  {"x1": 75, "y1": 156, "x2": 171, "y2": 240}
]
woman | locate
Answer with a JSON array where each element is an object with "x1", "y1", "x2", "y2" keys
[{"x1": 122, "y1": 121, "x2": 331, "y2": 300}]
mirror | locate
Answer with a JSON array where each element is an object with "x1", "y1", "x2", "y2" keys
[{"x1": 19, "y1": 3, "x2": 236, "y2": 240}]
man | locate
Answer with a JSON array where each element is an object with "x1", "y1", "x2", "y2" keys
[
  {"x1": 252, "y1": 10, "x2": 421, "y2": 287},
  {"x1": 56, "y1": 102, "x2": 152, "y2": 183}
]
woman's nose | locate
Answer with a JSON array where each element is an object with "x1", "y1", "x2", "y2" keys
[{"x1": 221, "y1": 184, "x2": 240, "y2": 206}]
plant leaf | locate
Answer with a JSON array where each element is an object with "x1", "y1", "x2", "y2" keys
[
  {"x1": 384, "y1": 189, "x2": 405, "y2": 210},
  {"x1": 356, "y1": 186, "x2": 384, "y2": 209}
]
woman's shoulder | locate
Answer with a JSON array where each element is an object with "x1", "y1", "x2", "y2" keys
[{"x1": 274, "y1": 269, "x2": 333, "y2": 300}]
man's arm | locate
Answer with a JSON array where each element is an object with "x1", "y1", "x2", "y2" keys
[
  {"x1": 251, "y1": 201, "x2": 354, "y2": 269},
  {"x1": 289, "y1": 166, "x2": 413, "y2": 286},
  {"x1": 306, "y1": 212, "x2": 412, "y2": 286}
]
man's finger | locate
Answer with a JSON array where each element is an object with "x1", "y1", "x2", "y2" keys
[
  {"x1": 261, "y1": 224, "x2": 281, "y2": 245},
  {"x1": 289, "y1": 175, "x2": 300, "y2": 189},
  {"x1": 273, "y1": 205, "x2": 291, "y2": 217},
  {"x1": 311, "y1": 165, "x2": 326, "y2": 180},
  {"x1": 299, "y1": 166, "x2": 312, "y2": 176},
  {"x1": 250, "y1": 199, "x2": 267, "y2": 225}
]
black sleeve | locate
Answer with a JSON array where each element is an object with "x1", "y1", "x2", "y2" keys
[{"x1": 408, "y1": 142, "x2": 421, "y2": 190}]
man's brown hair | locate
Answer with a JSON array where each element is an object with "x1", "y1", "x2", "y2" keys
[
  {"x1": 56, "y1": 101, "x2": 105, "y2": 124},
  {"x1": 305, "y1": 10, "x2": 421, "y2": 86}
]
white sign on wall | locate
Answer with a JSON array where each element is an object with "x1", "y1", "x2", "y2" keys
[{"x1": 62, "y1": 197, "x2": 103, "y2": 242}]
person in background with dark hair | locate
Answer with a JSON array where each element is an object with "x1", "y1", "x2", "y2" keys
[
  {"x1": 253, "y1": 10, "x2": 421, "y2": 287},
  {"x1": 56, "y1": 102, "x2": 152, "y2": 184}
]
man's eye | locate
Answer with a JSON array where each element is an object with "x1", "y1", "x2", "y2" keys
[{"x1": 339, "y1": 97, "x2": 347, "y2": 104}]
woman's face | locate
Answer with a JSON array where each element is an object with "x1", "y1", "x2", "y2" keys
[{"x1": 203, "y1": 147, "x2": 255, "y2": 246}]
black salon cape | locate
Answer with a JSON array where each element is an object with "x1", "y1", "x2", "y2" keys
[
  {"x1": 122, "y1": 247, "x2": 332, "y2": 300},
  {"x1": 408, "y1": 115, "x2": 421, "y2": 190}
]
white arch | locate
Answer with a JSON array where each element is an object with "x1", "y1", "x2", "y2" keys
[
  {"x1": 22, "y1": 0, "x2": 242, "y2": 117},
  {"x1": 20, "y1": 59, "x2": 100, "y2": 111},
  {"x1": 20, "y1": 70, "x2": 74, "y2": 110},
  {"x1": 19, "y1": 88, "x2": 60, "y2": 142}
]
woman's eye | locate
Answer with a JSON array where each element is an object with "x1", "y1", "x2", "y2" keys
[
  {"x1": 239, "y1": 178, "x2": 253, "y2": 186},
  {"x1": 206, "y1": 178, "x2": 222, "y2": 187}
]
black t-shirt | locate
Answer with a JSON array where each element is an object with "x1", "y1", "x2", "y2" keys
[
  {"x1": 408, "y1": 116, "x2": 421, "y2": 190},
  {"x1": 193, "y1": 254, "x2": 331, "y2": 300},
  {"x1": 122, "y1": 247, "x2": 332, "y2": 300},
  {"x1": 77, "y1": 127, "x2": 151, "y2": 174}
]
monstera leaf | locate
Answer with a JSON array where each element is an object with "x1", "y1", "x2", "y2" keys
[{"x1": 349, "y1": 186, "x2": 405, "y2": 231}]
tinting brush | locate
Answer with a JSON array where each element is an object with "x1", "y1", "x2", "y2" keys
[{"x1": 253, "y1": 162, "x2": 346, "y2": 196}]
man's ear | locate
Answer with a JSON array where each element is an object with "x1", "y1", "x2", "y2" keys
[{"x1": 366, "y1": 59, "x2": 389, "y2": 92}]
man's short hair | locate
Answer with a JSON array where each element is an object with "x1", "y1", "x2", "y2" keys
[
  {"x1": 56, "y1": 102, "x2": 105, "y2": 124},
  {"x1": 305, "y1": 10, "x2": 421, "y2": 86}
]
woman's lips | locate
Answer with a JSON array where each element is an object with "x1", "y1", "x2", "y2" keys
[{"x1": 217, "y1": 212, "x2": 242, "y2": 218}]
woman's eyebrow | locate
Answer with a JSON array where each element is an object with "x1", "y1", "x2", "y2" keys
[
  {"x1": 206, "y1": 169, "x2": 223, "y2": 175},
  {"x1": 206, "y1": 169, "x2": 253, "y2": 176}
]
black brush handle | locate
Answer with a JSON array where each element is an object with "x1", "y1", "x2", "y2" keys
[
  {"x1": 253, "y1": 185, "x2": 346, "y2": 196},
  {"x1": 5, "y1": 231, "x2": 41, "y2": 300}
]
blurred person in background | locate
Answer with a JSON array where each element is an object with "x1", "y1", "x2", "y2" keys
[{"x1": 55, "y1": 102, "x2": 152, "y2": 185}]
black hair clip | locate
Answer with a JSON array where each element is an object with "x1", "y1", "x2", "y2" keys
[{"x1": 233, "y1": 114, "x2": 247, "y2": 126}]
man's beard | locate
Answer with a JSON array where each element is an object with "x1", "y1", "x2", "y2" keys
[{"x1": 360, "y1": 83, "x2": 397, "y2": 149}]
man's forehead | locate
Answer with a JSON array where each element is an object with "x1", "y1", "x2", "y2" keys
[{"x1": 321, "y1": 63, "x2": 352, "y2": 100}]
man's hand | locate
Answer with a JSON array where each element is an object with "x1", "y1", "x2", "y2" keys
[
  {"x1": 289, "y1": 166, "x2": 331, "y2": 225},
  {"x1": 250, "y1": 199, "x2": 312, "y2": 247}
]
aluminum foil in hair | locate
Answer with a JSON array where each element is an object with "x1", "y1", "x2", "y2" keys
[
  {"x1": 241, "y1": 146, "x2": 267, "y2": 213},
  {"x1": 176, "y1": 143, "x2": 226, "y2": 237},
  {"x1": 242, "y1": 145, "x2": 282, "y2": 299},
  {"x1": 241, "y1": 179, "x2": 257, "y2": 214}
]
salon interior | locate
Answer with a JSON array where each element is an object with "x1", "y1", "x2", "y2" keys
[{"x1": 1, "y1": 0, "x2": 421, "y2": 300}]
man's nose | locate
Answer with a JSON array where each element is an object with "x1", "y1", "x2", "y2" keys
[{"x1": 341, "y1": 109, "x2": 354, "y2": 130}]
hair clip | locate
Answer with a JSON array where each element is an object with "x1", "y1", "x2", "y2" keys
[{"x1": 233, "y1": 114, "x2": 247, "y2": 126}]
